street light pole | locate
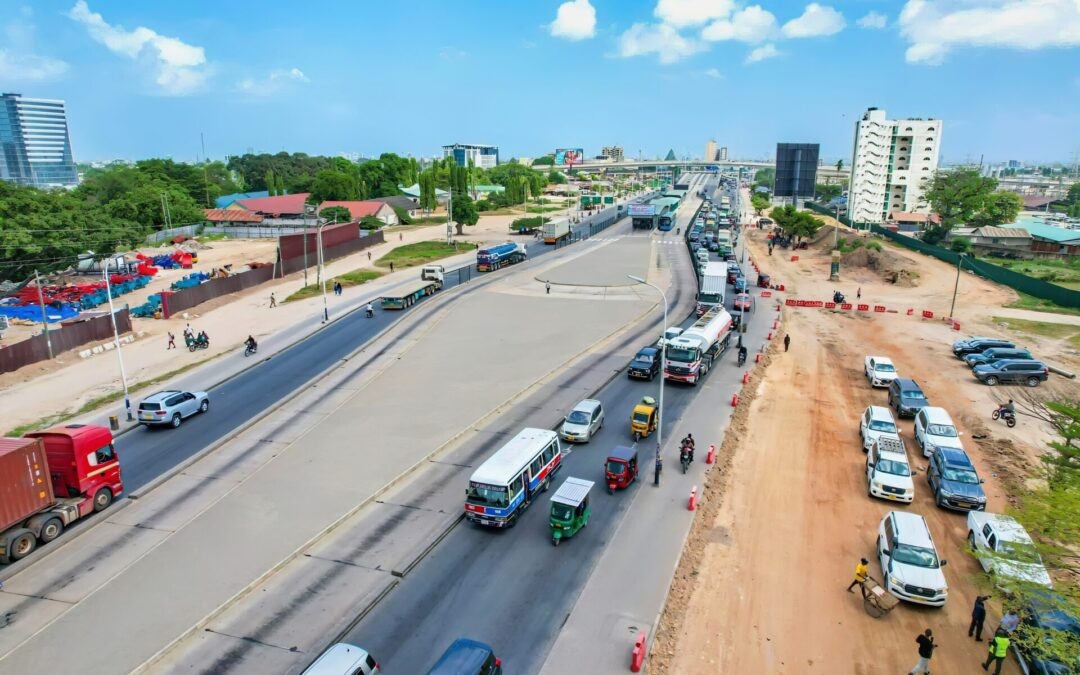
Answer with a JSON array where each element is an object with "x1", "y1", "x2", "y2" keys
[
  {"x1": 318, "y1": 218, "x2": 334, "y2": 323},
  {"x1": 628, "y1": 275, "x2": 667, "y2": 458},
  {"x1": 103, "y1": 266, "x2": 133, "y2": 421},
  {"x1": 949, "y1": 253, "x2": 966, "y2": 318}
]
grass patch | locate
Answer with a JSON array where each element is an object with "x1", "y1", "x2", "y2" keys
[
  {"x1": 198, "y1": 233, "x2": 230, "y2": 242},
  {"x1": 5, "y1": 356, "x2": 223, "y2": 437},
  {"x1": 374, "y1": 240, "x2": 478, "y2": 269},
  {"x1": 285, "y1": 269, "x2": 385, "y2": 302},
  {"x1": 986, "y1": 256, "x2": 1080, "y2": 289},
  {"x1": 1003, "y1": 291, "x2": 1080, "y2": 317},
  {"x1": 992, "y1": 316, "x2": 1079, "y2": 341}
]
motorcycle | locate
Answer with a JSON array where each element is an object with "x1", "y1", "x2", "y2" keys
[
  {"x1": 186, "y1": 334, "x2": 209, "y2": 352},
  {"x1": 680, "y1": 448, "x2": 691, "y2": 474},
  {"x1": 737, "y1": 347, "x2": 748, "y2": 366},
  {"x1": 365, "y1": 306, "x2": 375, "y2": 318},
  {"x1": 833, "y1": 291, "x2": 846, "y2": 304},
  {"x1": 991, "y1": 407, "x2": 1017, "y2": 428},
  {"x1": 244, "y1": 343, "x2": 258, "y2": 357}
]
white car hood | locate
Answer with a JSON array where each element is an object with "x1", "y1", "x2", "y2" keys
[
  {"x1": 994, "y1": 559, "x2": 1054, "y2": 588},
  {"x1": 888, "y1": 560, "x2": 947, "y2": 591},
  {"x1": 561, "y1": 422, "x2": 589, "y2": 435},
  {"x1": 873, "y1": 470, "x2": 913, "y2": 492}
]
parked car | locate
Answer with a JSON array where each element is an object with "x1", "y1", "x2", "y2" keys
[
  {"x1": 913, "y1": 407, "x2": 963, "y2": 458},
  {"x1": 887, "y1": 378, "x2": 929, "y2": 418},
  {"x1": 1014, "y1": 590, "x2": 1080, "y2": 675},
  {"x1": 138, "y1": 390, "x2": 210, "y2": 428},
  {"x1": 859, "y1": 405, "x2": 900, "y2": 452},
  {"x1": 966, "y1": 512, "x2": 1052, "y2": 588},
  {"x1": 866, "y1": 436, "x2": 915, "y2": 503},
  {"x1": 953, "y1": 337, "x2": 1016, "y2": 358},
  {"x1": 964, "y1": 347, "x2": 1034, "y2": 368},
  {"x1": 427, "y1": 638, "x2": 502, "y2": 675},
  {"x1": 733, "y1": 277, "x2": 748, "y2": 293},
  {"x1": 628, "y1": 347, "x2": 661, "y2": 381},
  {"x1": 302, "y1": 643, "x2": 379, "y2": 675},
  {"x1": 876, "y1": 511, "x2": 949, "y2": 606},
  {"x1": 733, "y1": 293, "x2": 753, "y2": 311},
  {"x1": 926, "y1": 446, "x2": 986, "y2": 511},
  {"x1": 864, "y1": 356, "x2": 899, "y2": 388},
  {"x1": 973, "y1": 359, "x2": 1050, "y2": 387},
  {"x1": 560, "y1": 399, "x2": 604, "y2": 443}
]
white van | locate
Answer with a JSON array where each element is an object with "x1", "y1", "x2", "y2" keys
[
  {"x1": 302, "y1": 643, "x2": 379, "y2": 675},
  {"x1": 560, "y1": 399, "x2": 604, "y2": 443}
]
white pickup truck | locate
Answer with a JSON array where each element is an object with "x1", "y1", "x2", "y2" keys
[
  {"x1": 966, "y1": 512, "x2": 1052, "y2": 588},
  {"x1": 864, "y1": 356, "x2": 899, "y2": 388}
]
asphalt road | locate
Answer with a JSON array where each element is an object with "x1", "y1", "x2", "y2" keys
[
  {"x1": 341, "y1": 177, "x2": 755, "y2": 673},
  {"x1": 116, "y1": 205, "x2": 637, "y2": 491}
]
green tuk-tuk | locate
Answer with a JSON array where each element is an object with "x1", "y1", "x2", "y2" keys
[{"x1": 549, "y1": 476, "x2": 594, "y2": 546}]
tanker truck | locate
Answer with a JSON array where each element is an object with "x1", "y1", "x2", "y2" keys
[
  {"x1": 663, "y1": 305, "x2": 733, "y2": 385},
  {"x1": 476, "y1": 242, "x2": 528, "y2": 272}
]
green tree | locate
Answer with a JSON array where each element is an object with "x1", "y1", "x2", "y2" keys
[
  {"x1": 319, "y1": 205, "x2": 353, "y2": 224},
  {"x1": 835, "y1": 159, "x2": 844, "y2": 172},
  {"x1": 450, "y1": 193, "x2": 478, "y2": 235},
  {"x1": 751, "y1": 193, "x2": 771, "y2": 215},
  {"x1": 816, "y1": 183, "x2": 842, "y2": 203},
  {"x1": 968, "y1": 191, "x2": 1024, "y2": 228},
  {"x1": 1066, "y1": 182, "x2": 1080, "y2": 205},
  {"x1": 769, "y1": 205, "x2": 823, "y2": 242},
  {"x1": 531, "y1": 156, "x2": 555, "y2": 166},
  {"x1": 949, "y1": 237, "x2": 972, "y2": 253},
  {"x1": 418, "y1": 170, "x2": 437, "y2": 212},
  {"x1": 548, "y1": 170, "x2": 566, "y2": 185},
  {"x1": 753, "y1": 167, "x2": 775, "y2": 192},
  {"x1": 922, "y1": 168, "x2": 998, "y2": 236},
  {"x1": 266, "y1": 169, "x2": 277, "y2": 196},
  {"x1": 276, "y1": 173, "x2": 286, "y2": 197}
]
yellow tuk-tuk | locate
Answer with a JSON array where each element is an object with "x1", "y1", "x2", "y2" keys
[{"x1": 630, "y1": 396, "x2": 658, "y2": 441}]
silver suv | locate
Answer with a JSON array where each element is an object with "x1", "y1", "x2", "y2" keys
[{"x1": 138, "y1": 390, "x2": 210, "y2": 428}]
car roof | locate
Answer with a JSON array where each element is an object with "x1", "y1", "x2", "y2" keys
[
  {"x1": 868, "y1": 355, "x2": 894, "y2": 365},
  {"x1": 867, "y1": 405, "x2": 895, "y2": 421},
  {"x1": 893, "y1": 378, "x2": 921, "y2": 389},
  {"x1": 637, "y1": 347, "x2": 659, "y2": 356},
  {"x1": 978, "y1": 513, "x2": 1033, "y2": 544},
  {"x1": 427, "y1": 639, "x2": 495, "y2": 675},
  {"x1": 890, "y1": 511, "x2": 935, "y2": 547},
  {"x1": 938, "y1": 446, "x2": 973, "y2": 467},
  {"x1": 876, "y1": 447, "x2": 909, "y2": 462},
  {"x1": 142, "y1": 390, "x2": 182, "y2": 402},
  {"x1": 571, "y1": 399, "x2": 602, "y2": 413},
  {"x1": 301, "y1": 643, "x2": 372, "y2": 675},
  {"x1": 919, "y1": 407, "x2": 954, "y2": 425}
]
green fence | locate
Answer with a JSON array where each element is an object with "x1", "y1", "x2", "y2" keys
[{"x1": 803, "y1": 201, "x2": 869, "y2": 229}]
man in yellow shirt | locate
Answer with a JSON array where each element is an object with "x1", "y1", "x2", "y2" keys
[{"x1": 847, "y1": 558, "x2": 870, "y2": 592}]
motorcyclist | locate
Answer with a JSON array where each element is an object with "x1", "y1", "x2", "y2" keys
[
  {"x1": 998, "y1": 399, "x2": 1016, "y2": 416},
  {"x1": 365, "y1": 302, "x2": 374, "y2": 318},
  {"x1": 681, "y1": 434, "x2": 695, "y2": 462},
  {"x1": 679, "y1": 445, "x2": 691, "y2": 469},
  {"x1": 245, "y1": 335, "x2": 257, "y2": 352},
  {"x1": 197, "y1": 330, "x2": 209, "y2": 346},
  {"x1": 738, "y1": 345, "x2": 748, "y2": 364}
]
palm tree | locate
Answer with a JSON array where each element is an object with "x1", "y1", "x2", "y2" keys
[{"x1": 836, "y1": 159, "x2": 844, "y2": 172}]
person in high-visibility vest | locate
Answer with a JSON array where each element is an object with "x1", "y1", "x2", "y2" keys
[{"x1": 982, "y1": 629, "x2": 1010, "y2": 674}]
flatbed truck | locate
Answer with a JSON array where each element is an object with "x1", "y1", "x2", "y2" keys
[{"x1": 381, "y1": 267, "x2": 444, "y2": 310}]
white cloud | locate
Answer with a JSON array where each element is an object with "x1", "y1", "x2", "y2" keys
[
  {"x1": 438, "y1": 48, "x2": 468, "y2": 60},
  {"x1": 703, "y1": 67, "x2": 723, "y2": 78},
  {"x1": 67, "y1": 0, "x2": 209, "y2": 95},
  {"x1": 618, "y1": 22, "x2": 706, "y2": 63},
  {"x1": 745, "y1": 42, "x2": 781, "y2": 63},
  {"x1": 0, "y1": 9, "x2": 68, "y2": 82},
  {"x1": 899, "y1": 0, "x2": 1080, "y2": 65},
  {"x1": 654, "y1": 0, "x2": 735, "y2": 28},
  {"x1": 781, "y1": 3, "x2": 845, "y2": 38},
  {"x1": 550, "y1": 0, "x2": 597, "y2": 40},
  {"x1": 857, "y1": 10, "x2": 888, "y2": 29},
  {"x1": 701, "y1": 5, "x2": 778, "y2": 43},
  {"x1": 236, "y1": 67, "x2": 310, "y2": 96}
]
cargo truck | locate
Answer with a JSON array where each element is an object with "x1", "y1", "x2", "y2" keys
[
  {"x1": 542, "y1": 219, "x2": 572, "y2": 244},
  {"x1": 0, "y1": 424, "x2": 123, "y2": 564},
  {"x1": 663, "y1": 305, "x2": 733, "y2": 385},
  {"x1": 476, "y1": 243, "x2": 527, "y2": 272},
  {"x1": 381, "y1": 269, "x2": 444, "y2": 310},
  {"x1": 697, "y1": 262, "x2": 726, "y2": 316}
]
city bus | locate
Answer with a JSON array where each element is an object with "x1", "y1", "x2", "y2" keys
[
  {"x1": 464, "y1": 428, "x2": 563, "y2": 528},
  {"x1": 653, "y1": 196, "x2": 680, "y2": 231}
]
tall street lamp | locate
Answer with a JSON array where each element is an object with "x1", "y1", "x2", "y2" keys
[
  {"x1": 103, "y1": 267, "x2": 133, "y2": 420},
  {"x1": 628, "y1": 274, "x2": 668, "y2": 458},
  {"x1": 317, "y1": 218, "x2": 335, "y2": 323}
]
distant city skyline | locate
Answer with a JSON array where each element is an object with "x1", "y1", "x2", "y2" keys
[{"x1": 2, "y1": 1, "x2": 1077, "y2": 165}]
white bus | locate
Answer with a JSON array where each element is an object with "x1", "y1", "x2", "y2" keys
[{"x1": 465, "y1": 428, "x2": 563, "y2": 528}]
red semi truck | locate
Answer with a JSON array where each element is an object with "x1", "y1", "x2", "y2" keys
[{"x1": 0, "y1": 424, "x2": 123, "y2": 564}]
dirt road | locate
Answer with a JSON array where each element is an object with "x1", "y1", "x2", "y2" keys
[{"x1": 652, "y1": 226, "x2": 1078, "y2": 674}]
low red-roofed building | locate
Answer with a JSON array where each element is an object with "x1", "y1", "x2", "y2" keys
[
  {"x1": 203, "y1": 208, "x2": 264, "y2": 225},
  {"x1": 318, "y1": 201, "x2": 398, "y2": 225},
  {"x1": 230, "y1": 193, "x2": 312, "y2": 220}
]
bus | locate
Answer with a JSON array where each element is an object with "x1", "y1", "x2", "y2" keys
[
  {"x1": 464, "y1": 428, "x2": 563, "y2": 528},
  {"x1": 653, "y1": 196, "x2": 680, "y2": 231}
]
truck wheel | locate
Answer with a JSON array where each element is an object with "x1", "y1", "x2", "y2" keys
[
  {"x1": 8, "y1": 529, "x2": 37, "y2": 561},
  {"x1": 39, "y1": 517, "x2": 64, "y2": 543},
  {"x1": 199, "y1": 399, "x2": 209, "y2": 413},
  {"x1": 171, "y1": 414, "x2": 182, "y2": 428},
  {"x1": 93, "y1": 487, "x2": 114, "y2": 512},
  {"x1": 968, "y1": 531, "x2": 976, "y2": 550}
]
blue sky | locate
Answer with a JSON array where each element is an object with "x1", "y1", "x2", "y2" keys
[{"x1": 2, "y1": 0, "x2": 1078, "y2": 164}]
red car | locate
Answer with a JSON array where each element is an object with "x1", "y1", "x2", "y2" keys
[{"x1": 733, "y1": 293, "x2": 753, "y2": 311}]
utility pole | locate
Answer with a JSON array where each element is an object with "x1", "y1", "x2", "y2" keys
[
  {"x1": 949, "y1": 253, "x2": 965, "y2": 319},
  {"x1": 103, "y1": 267, "x2": 133, "y2": 421},
  {"x1": 33, "y1": 269, "x2": 53, "y2": 359}
]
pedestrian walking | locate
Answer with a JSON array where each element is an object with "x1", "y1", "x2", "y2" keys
[
  {"x1": 969, "y1": 595, "x2": 990, "y2": 641},
  {"x1": 545, "y1": 281, "x2": 551, "y2": 295},
  {"x1": 846, "y1": 558, "x2": 870, "y2": 592},
  {"x1": 910, "y1": 629, "x2": 936, "y2": 675},
  {"x1": 390, "y1": 262, "x2": 395, "y2": 273},
  {"x1": 982, "y1": 629, "x2": 1009, "y2": 674},
  {"x1": 654, "y1": 455, "x2": 662, "y2": 486},
  {"x1": 783, "y1": 334, "x2": 791, "y2": 352},
  {"x1": 269, "y1": 293, "x2": 277, "y2": 308},
  {"x1": 184, "y1": 323, "x2": 193, "y2": 339},
  {"x1": 399, "y1": 232, "x2": 403, "y2": 241},
  {"x1": 167, "y1": 332, "x2": 176, "y2": 350},
  {"x1": 998, "y1": 609, "x2": 1020, "y2": 634},
  {"x1": 367, "y1": 251, "x2": 372, "y2": 261},
  {"x1": 856, "y1": 286, "x2": 862, "y2": 300}
]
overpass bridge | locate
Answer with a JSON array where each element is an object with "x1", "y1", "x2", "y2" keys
[{"x1": 564, "y1": 158, "x2": 848, "y2": 181}]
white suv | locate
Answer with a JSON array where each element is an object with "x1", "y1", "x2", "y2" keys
[
  {"x1": 877, "y1": 511, "x2": 949, "y2": 606},
  {"x1": 864, "y1": 356, "x2": 898, "y2": 388},
  {"x1": 866, "y1": 437, "x2": 915, "y2": 503},
  {"x1": 913, "y1": 407, "x2": 963, "y2": 458},
  {"x1": 967, "y1": 512, "x2": 1052, "y2": 588},
  {"x1": 859, "y1": 405, "x2": 899, "y2": 452}
]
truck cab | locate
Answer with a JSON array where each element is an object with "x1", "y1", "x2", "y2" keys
[
  {"x1": 26, "y1": 424, "x2": 122, "y2": 510},
  {"x1": 421, "y1": 265, "x2": 445, "y2": 282}
]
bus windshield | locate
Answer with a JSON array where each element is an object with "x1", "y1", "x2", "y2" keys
[
  {"x1": 666, "y1": 346, "x2": 699, "y2": 363},
  {"x1": 467, "y1": 482, "x2": 510, "y2": 507}
]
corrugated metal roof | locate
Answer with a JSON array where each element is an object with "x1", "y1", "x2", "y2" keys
[
  {"x1": 235, "y1": 193, "x2": 311, "y2": 215},
  {"x1": 972, "y1": 227, "x2": 1031, "y2": 239},
  {"x1": 550, "y1": 477, "x2": 594, "y2": 506},
  {"x1": 203, "y1": 208, "x2": 264, "y2": 223},
  {"x1": 215, "y1": 191, "x2": 269, "y2": 208},
  {"x1": 318, "y1": 201, "x2": 387, "y2": 220},
  {"x1": 1022, "y1": 222, "x2": 1080, "y2": 244}
]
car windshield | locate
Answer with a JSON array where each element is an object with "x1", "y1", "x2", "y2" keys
[
  {"x1": 551, "y1": 503, "x2": 574, "y2": 521},
  {"x1": 566, "y1": 411, "x2": 590, "y2": 425},
  {"x1": 666, "y1": 346, "x2": 698, "y2": 362},
  {"x1": 942, "y1": 465, "x2": 980, "y2": 484},
  {"x1": 1000, "y1": 541, "x2": 1043, "y2": 564},
  {"x1": 875, "y1": 458, "x2": 910, "y2": 476},
  {"x1": 632, "y1": 411, "x2": 650, "y2": 424},
  {"x1": 892, "y1": 543, "x2": 940, "y2": 568},
  {"x1": 874, "y1": 363, "x2": 896, "y2": 372},
  {"x1": 467, "y1": 482, "x2": 509, "y2": 507},
  {"x1": 869, "y1": 420, "x2": 897, "y2": 433},
  {"x1": 902, "y1": 389, "x2": 926, "y2": 400},
  {"x1": 927, "y1": 424, "x2": 957, "y2": 437},
  {"x1": 606, "y1": 460, "x2": 627, "y2": 475}
]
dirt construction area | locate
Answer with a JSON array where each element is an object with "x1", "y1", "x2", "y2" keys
[{"x1": 651, "y1": 226, "x2": 1080, "y2": 674}]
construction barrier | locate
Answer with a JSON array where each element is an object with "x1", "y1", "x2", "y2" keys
[
  {"x1": 630, "y1": 630, "x2": 647, "y2": 672},
  {"x1": 688, "y1": 486, "x2": 698, "y2": 511},
  {"x1": 706, "y1": 444, "x2": 716, "y2": 464},
  {"x1": 761, "y1": 290, "x2": 772, "y2": 297},
  {"x1": 731, "y1": 393, "x2": 739, "y2": 407},
  {"x1": 742, "y1": 371, "x2": 750, "y2": 384}
]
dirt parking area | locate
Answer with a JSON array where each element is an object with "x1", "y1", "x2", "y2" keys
[{"x1": 653, "y1": 227, "x2": 1080, "y2": 674}]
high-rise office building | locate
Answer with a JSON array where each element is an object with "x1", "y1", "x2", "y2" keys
[
  {"x1": 442, "y1": 143, "x2": 498, "y2": 169},
  {"x1": 0, "y1": 93, "x2": 79, "y2": 188},
  {"x1": 848, "y1": 108, "x2": 942, "y2": 223},
  {"x1": 719, "y1": 146, "x2": 728, "y2": 161},
  {"x1": 774, "y1": 143, "x2": 820, "y2": 199},
  {"x1": 601, "y1": 145, "x2": 624, "y2": 162},
  {"x1": 705, "y1": 139, "x2": 718, "y2": 161}
]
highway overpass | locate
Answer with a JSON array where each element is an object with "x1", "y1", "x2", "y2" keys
[{"x1": 564, "y1": 158, "x2": 849, "y2": 181}]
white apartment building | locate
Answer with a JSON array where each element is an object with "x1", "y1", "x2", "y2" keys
[
  {"x1": 442, "y1": 143, "x2": 498, "y2": 169},
  {"x1": 705, "y1": 139, "x2": 717, "y2": 161},
  {"x1": 848, "y1": 108, "x2": 942, "y2": 223}
]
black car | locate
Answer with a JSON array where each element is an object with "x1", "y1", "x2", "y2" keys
[
  {"x1": 1015, "y1": 590, "x2": 1080, "y2": 675},
  {"x1": 973, "y1": 359, "x2": 1050, "y2": 387},
  {"x1": 926, "y1": 447, "x2": 986, "y2": 511},
  {"x1": 628, "y1": 347, "x2": 661, "y2": 381},
  {"x1": 888, "y1": 378, "x2": 929, "y2": 418},
  {"x1": 964, "y1": 347, "x2": 1034, "y2": 368},
  {"x1": 952, "y1": 337, "x2": 1015, "y2": 358}
]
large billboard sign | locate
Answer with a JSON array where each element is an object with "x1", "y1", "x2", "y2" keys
[
  {"x1": 555, "y1": 148, "x2": 584, "y2": 166},
  {"x1": 627, "y1": 204, "x2": 656, "y2": 216}
]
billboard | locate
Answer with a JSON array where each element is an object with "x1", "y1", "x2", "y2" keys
[
  {"x1": 774, "y1": 143, "x2": 820, "y2": 198},
  {"x1": 627, "y1": 204, "x2": 655, "y2": 216},
  {"x1": 555, "y1": 148, "x2": 584, "y2": 166}
]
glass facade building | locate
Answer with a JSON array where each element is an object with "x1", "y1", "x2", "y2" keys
[
  {"x1": 0, "y1": 93, "x2": 79, "y2": 188},
  {"x1": 442, "y1": 143, "x2": 499, "y2": 169},
  {"x1": 773, "y1": 143, "x2": 819, "y2": 199}
]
